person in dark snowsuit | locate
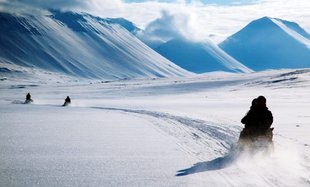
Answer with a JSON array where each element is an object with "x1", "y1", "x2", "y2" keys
[
  {"x1": 239, "y1": 96, "x2": 273, "y2": 142},
  {"x1": 63, "y1": 96, "x2": 71, "y2": 106},
  {"x1": 24, "y1": 92, "x2": 33, "y2": 104},
  {"x1": 239, "y1": 98, "x2": 257, "y2": 140}
]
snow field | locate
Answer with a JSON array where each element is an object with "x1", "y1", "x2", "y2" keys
[{"x1": 1, "y1": 69, "x2": 310, "y2": 186}]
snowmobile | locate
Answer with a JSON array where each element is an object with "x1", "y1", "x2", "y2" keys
[
  {"x1": 24, "y1": 93, "x2": 33, "y2": 104},
  {"x1": 24, "y1": 99, "x2": 33, "y2": 104},
  {"x1": 238, "y1": 128, "x2": 274, "y2": 152}
]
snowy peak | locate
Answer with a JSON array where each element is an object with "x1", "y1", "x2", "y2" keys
[
  {"x1": 221, "y1": 16, "x2": 310, "y2": 46},
  {"x1": 50, "y1": 10, "x2": 91, "y2": 33},
  {"x1": 272, "y1": 17, "x2": 310, "y2": 40},
  {"x1": 106, "y1": 17, "x2": 141, "y2": 35},
  {"x1": 220, "y1": 17, "x2": 310, "y2": 71},
  {"x1": 50, "y1": 10, "x2": 141, "y2": 34},
  {"x1": 0, "y1": 10, "x2": 190, "y2": 79},
  {"x1": 155, "y1": 38, "x2": 252, "y2": 73}
]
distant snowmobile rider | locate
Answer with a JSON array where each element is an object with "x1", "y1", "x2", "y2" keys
[
  {"x1": 63, "y1": 96, "x2": 71, "y2": 106},
  {"x1": 24, "y1": 92, "x2": 33, "y2": 104}
]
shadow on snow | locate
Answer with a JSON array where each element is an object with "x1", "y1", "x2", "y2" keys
[{"x1": 176, "y1": 153, "x2": 236, "y2": 176}]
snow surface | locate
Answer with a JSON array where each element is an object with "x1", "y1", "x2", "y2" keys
[
  {"x1": 0, "y1": 10, "x2": 189, "y2": 79},
  {"x1": 1, "y1": 69, "x2": 310, "y2": 186},
  {"x1": 220, "y1": 17, "x2": 310, "y2": 71}
]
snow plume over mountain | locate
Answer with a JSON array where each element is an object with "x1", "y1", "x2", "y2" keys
[
  {"x1": 105, "y1": 17, "x2": 141, "y2": 35},
  {"x1": 0, "y1": 10, "x2": 190, "y2": 80},
  {"x1": 155, "y1": 38, "x2": 253, "y2": 73},
  {"x1": 136, "y1": 10, "x2": 189, "y2": 49},
  {"x1": 136, "y1": 10, "x2": 253, "y2": 74},
  {"x1": 220, "y1": 17, "x2": 310, "y2": 71}
]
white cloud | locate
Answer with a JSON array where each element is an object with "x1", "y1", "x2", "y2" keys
[
  {"x1": 1, "y1": 0, "x2": 310, "y2": 43},
  {"x1": 83, "y1": 0, "x2": 310, "y2": 43},
  {"x1": 142, "y1": 10, "x2": 190, "y2": 40},
  {"x1": 1, "y1": 0, "x2": 87, "y2": 9}
]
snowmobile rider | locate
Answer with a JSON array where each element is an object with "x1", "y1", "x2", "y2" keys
[
  {"x1": 239, "y1": 96, "x2": 273, "y2": 141},
  {"x1": 24, "y1": 92, "x2": 33, "y2": 104},
  {"x1": 63, "y1": 96, "x2": 71, "y2": 106}
]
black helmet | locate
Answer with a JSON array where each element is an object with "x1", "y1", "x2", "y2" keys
[{"x1": 257, "y1": 96, "x2": 266, "y2": 105}]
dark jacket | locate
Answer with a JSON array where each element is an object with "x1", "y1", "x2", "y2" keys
[
  {"x1": 241, "y1": 106, "x2": 273, "y2": 136},
  {"x1": 63, "y1": 96, "x2": 71, "y2": 106},
  {"x1": 26, "y1": 93, "x2": 31, "y2": 100},
  {"x1": 65, "y1": 97, "x2": 71, "y2": 103}
]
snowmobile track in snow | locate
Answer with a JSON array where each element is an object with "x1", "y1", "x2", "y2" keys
[
  {"x1": 91, "y1": 106, "x2": 240, "y2": 161},
  {"x1": 91, "y1": 107, "x2": 310, "y2": 186}
]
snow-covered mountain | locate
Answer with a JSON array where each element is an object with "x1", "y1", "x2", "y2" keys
[
  {"x1": 0, "y1": 10, "x2": 190, "y2": 79},
  {"x1": 220, "y1": 17, "x2": 310, "y2": 71},
  {"x1": 155, "y1": 38, "x2": 253, "y2": 73}
]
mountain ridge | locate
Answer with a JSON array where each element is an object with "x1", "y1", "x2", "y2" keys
[
  {"x1": 155, "y1": 37, "x2": 253, "y2": 73},
  {"x1": 0, "y1": 10, "x2": 190, "y2": 79},
  {"x1": 219, "y1": 16, "x2": 310, "y2": 71}
]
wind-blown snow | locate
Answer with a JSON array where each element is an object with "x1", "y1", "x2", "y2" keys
[
  {"x1": 270, "y1": 18, "x2": 310, "y2": 49},
  {"x1": 105, "y1": 17, "x2": 141, "y2": 35},
  {"x1": 201, "y1": 40, "x2": 252, "y2": 73},
  {"x1": 1, "y1": 69, "x2": 310, "y2": 186}
]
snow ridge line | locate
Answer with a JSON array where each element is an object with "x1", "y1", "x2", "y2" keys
[
  {"x1": 91, "y1": 106, "x2": 241, "y2": 159},
  {"x1": 270, "y1": 18, "x2": 310, "y2": 49}
]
